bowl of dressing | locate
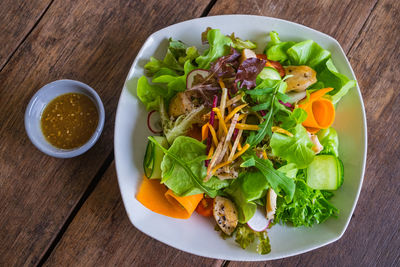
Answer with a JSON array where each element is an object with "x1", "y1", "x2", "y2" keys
[{"x1": 25, "y1": 79, "x2": 105, "y2": 158}]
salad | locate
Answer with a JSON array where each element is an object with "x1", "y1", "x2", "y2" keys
[{"x1": 133, "y1": 28, "x2": 355, "y2": 254}]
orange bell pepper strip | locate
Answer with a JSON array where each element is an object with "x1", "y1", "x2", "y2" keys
[
  {"x1": 298, "y1": 88, "x2": 335, "y2": 132},
  {"x1": 136, "y1": 176, "x2": 203, "y2": 219}
]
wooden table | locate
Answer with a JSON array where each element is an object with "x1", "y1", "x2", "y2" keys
[{"x1": 1, "y1": 0, "x2": 399, "y2": 266}]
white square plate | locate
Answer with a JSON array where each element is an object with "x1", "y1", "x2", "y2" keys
[{"x1": 114, "y1": 15, "x2": 367, "y2": 261}]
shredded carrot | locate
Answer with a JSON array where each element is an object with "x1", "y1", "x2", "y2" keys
[
  {"x1": 213, "y1": 108, "x2": 228, "y2": 135},
  {"x1": 238, "y1": 141, "x2": 243, "y2": 151},
  {"x1": 207, "y1": 124, "x2": 219, "y2": 147},
  {"x1": 235, "y1": 123, "x2": 260, "y2": 131},
  {"x1": 201, "y1": 123, "x2": 209, "y2": 141},
  {"x1": 238, "y1": 113, "x2": 247, "y2": 121},
  {"x1": 225, "y1": 104, "x2": 248, "y2": 123},
  {"x1": 271, "y1": 126, "x2": 294, "y2": 137},
  {"x1": 232, "y1": 144, "x2": 250, "y2": 160},
  {"x1": 207, "y1": 145, "x2": 215, "y2": 159}
]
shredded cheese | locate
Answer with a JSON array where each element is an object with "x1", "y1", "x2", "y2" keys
[
  {"x1": 225, "y1": 104, "x2": 248, "y2": 123},
  {"x1": 235, "y1": 123, "x2": 260, "y2": 131},
  {"x1": 271, "y1": 126, "x2": 293, "y2": 137},
  {"x1": 213, "y1": 108, "x2": 228, "y2": 135},
  {"x1": 212, "y1": 143, "x2": 250, "y2": 174},
  {"x1": 232, "y1": 144, "x2": 250, "y2": 160},
  {"x1": 226, "y1": 92, "x2": 244, "y2": 107}
]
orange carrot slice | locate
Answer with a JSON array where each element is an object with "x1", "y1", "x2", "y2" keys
[
  {"x1": 136, "y1": 176, "x2": 203, "y2": 219},
  {"x1": 299, "y1": 88, "x2": 335, "y2": 130}
]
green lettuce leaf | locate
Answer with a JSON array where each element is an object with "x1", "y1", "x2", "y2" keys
[
  {"x1": 153, "y1": 60, "x2": 196, "y2": 92},
  {"x1": 265, "y1": 32, "x2": 356, "y2": 104},
  {"x1": 265, "y1": 31, "x2": 296, "y2": 62},
  {"x1": 157, "y1": 136, "x2": 228, "y2": 197},
  {"x1": 145, "y1": 39, "x2": 198, "y2": 75},
  {"x1": 196, "y1": 29, "x2": 233, "y2": 69},
  {"x1": 317, "y1": 58, "x2": 357, "y2": 104},
  {"x1": 135, "y1": 76, "x2": 165, "y2": 111},
  {"x1": 270, "y1": 124, "x2": 315, "y2": 169},
  {"x1": 317, "y1": 127, "x2": 339, "y2": 157},
  {"x1": 277, "y1": 163, "x2": 298, "y2": 179},
  {"x1": 274, "y1": 173, "x2": 338, "y2": 227},
  {"x1": 224, "y1": 172, "x2": 266, "y2": 223},
  {"x1": 229, "y1": 33, "x2": 257, "y2": 50},
  {"x1": 286, "y1": 40, "x2": 331, "y2": 69}
]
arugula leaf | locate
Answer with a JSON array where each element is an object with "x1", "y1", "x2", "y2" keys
[
  {"x1": 246, "y1": 79, "x2": 287, "y2": 146},
  {"x1": 242, "y1": 152, "x2": 295, "y2": 201},
  {"x1": 149, "y1": 136, "x2": 225, "y2": 197},
  {"x1": 196, "y1": 29, "x2": 233, "y2": 69},
  {"x1": 270, "y1": 124, "x2": 315, "y2": 169}
]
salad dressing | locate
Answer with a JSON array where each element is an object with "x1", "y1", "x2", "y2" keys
[{"x1": 41, "y1": 93, "x2": 98, "y2": 149}]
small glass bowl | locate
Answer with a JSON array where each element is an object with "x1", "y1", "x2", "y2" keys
[{"x1": 25, "y1": 79, "x2": 105, "y2": 158}]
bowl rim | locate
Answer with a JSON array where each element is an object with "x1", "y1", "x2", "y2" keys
[
  {"x1": 25, "y1": 79, "x2": 105, "y2": 158},
  {"x1": 114, "y1": 14, "x2": 368, "y2": 260}
]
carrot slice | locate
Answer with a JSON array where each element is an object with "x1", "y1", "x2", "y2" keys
[
  {"x1": 136, "y1": 176, "x2": 203, "y2": 219},
  {"x1": 299, "y1": 88, "x2": 335, "y2": 130}
]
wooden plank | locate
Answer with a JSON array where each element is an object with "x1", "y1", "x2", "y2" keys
[
  {"x1": 44, "y1": 163, "x2": 223, "y2": 266},
  {"x1": 209, "y1": 0, "x2": 378, "y2": 53},
  {"x1": 0, "y1": 0, "x2": 212, "y2": 266},
  {"x1": 0, "y1": 0, "x2": 53, "y2": 69},
  {"x1": 209, "y1": 0, "x2": 399, "y2": 266}
]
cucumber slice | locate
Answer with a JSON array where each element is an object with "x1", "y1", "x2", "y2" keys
[
  {"x1": 306, "y1": 155, "x2": 344, "y2": 190},
  {"x1": 258, "y1": 67, "x2": 281, "y2": 81},
  {"x1": 143, "y1": 136, "x2": 168, "y2": 179}
]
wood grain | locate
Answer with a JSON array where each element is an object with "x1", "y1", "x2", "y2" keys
[
  {"x1": 209, "y1": 0, "x2": 378, "y2": 53},
  {"x1": 0, "y1": 0, "x2": 53, "y2": 70},
  {"x1": 208, "y1": 0, "x2": 400, "y2": 266},
  {"x1": 44, "y1": 163, "x2": 223, "y2": 266},
  {"x1": 0, "y1": 0, "x2": 211, "y2": 266}
]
